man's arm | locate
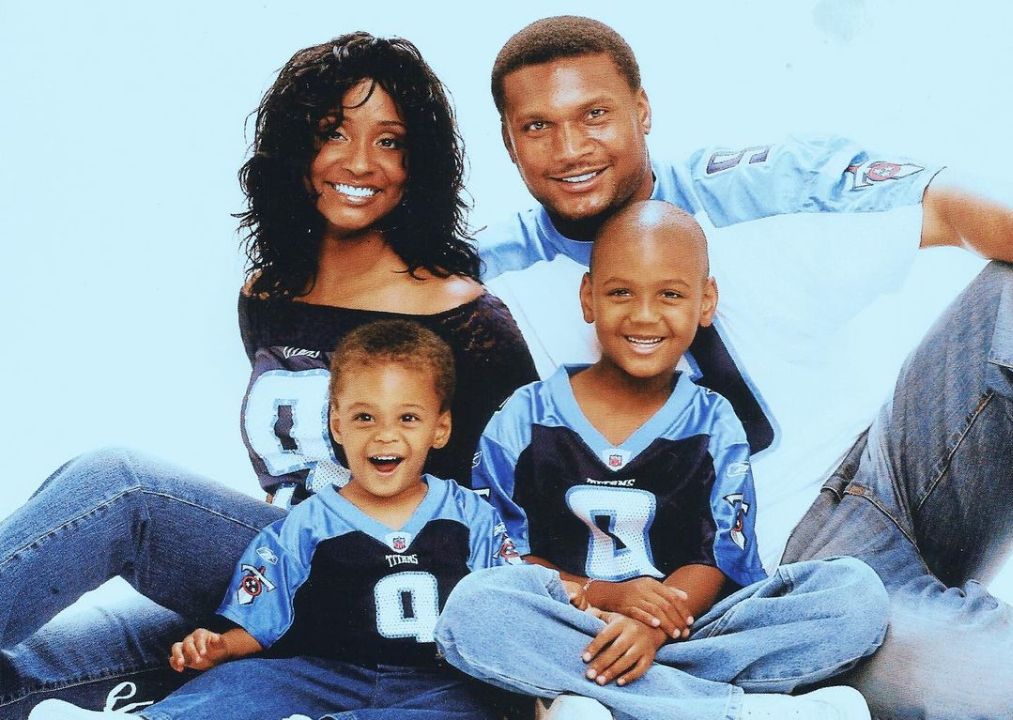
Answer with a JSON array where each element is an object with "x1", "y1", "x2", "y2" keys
[{"x1": 921, "y1": 176, "x2": 1013, "y2": 261}]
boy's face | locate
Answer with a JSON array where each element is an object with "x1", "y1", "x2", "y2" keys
[
  {"x1": 499, "y1": 53, "x2": 653, "y2": 232},
  {"x1": 580, "y1": 223, "x2": 717, "y2": 382},
  {"x1": 329, "y1": 362, "x2": 450, "y2": 504}
]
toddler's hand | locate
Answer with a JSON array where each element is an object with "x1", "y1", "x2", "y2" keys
[{"x1": 169, "y1": 628, "x2": 231, "y2": 672}]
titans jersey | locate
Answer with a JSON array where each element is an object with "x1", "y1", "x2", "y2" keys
[
  {"x1": 473, "y1": 366, "x2": 767, "y2": 589},
  {"x1": 241, "y1": 345, "x2": 350, "y2": 503},
  {"x1": 216, "y1": 476, "x2": 519, "y2": 667},
  {"x1": 479, "y1": 135, "x2": 943, "y2": 571}
]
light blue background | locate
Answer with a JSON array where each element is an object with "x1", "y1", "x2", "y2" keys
[{"x1": 1, "y1": 0, "x2": 1010, "y2": 600}]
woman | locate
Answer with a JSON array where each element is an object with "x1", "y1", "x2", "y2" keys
[
  {"x1": 237, "y1": 34, "x2": 535, "y2": 506},
  {"x1": 0, "y1": 33, "x2": 536, "y2": 719}
]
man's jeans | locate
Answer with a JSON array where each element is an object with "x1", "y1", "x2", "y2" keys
[
  {"x1": 138, "y1": 657, "x2": 494, "y2": 720},
  {"x1": 435, "y1": 559, "x2": 888, "y2": 720},
  {"x1": 1, "y1": 262, "x2": 1012, "y2": 719},
  {"x1": 781, "y1": 261, "x2": 1013, "y2": 718}
]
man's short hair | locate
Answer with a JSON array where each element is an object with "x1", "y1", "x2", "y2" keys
[
  {"x1": 328, "y1": 320, "x2": 456, "y2": 412},
  {"x1": 491, "y1": 16, "x2": 641, "y2": 114}
]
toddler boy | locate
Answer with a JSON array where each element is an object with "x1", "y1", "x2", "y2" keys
[{"x1": 33, "y1": 320, "x2": 518, "y2": 720}]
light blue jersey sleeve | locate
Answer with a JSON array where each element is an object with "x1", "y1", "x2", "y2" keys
[
  {"x1": 215, "y1": 497, "x2": 329, "y2": 648},
  {"x1": 478, "y1": 135, "x2": 942, "y2": 281},
  {"x1": 663, "y1": 134, "x2": 942, "y2": 227},
  {"x1": 705, "y1": 394, "x2": 768, "y2": 587},
  {"x1": 451, "y1": 483, "x2": 524, "y2": 571},
  {"x1": 470, "y1": 388, "x2": 537, "y2": 556}
]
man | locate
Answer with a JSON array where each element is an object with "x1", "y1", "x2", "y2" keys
[{"x1": 477, "y1": 15, "x2": 1013, "y2": 720}]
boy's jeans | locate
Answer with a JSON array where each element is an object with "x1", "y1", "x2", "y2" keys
[
  {"x1": 138, "y1": 657, "x2": 494, "y2": 720},
  {"x1": 434, "y1": 559, "x2": 888, "y2": 720},
  {"x1": 1, "y1": 262, "x2": 1012, "y2": 720}
]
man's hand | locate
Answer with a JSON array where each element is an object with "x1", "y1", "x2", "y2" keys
[
  {"x1": 590, "y1": 577, "x2": 694, "y2": 639},
  {"x1": 169, "y1": 628, "x2": 232, "y2": 672},
  {"x1": 581, "y1": 610, "x2": 668, "y2": 686}
]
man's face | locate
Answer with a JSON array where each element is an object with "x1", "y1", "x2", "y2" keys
[{"x1": 499, "y1": 53, "x2": 654, "y2": 237}]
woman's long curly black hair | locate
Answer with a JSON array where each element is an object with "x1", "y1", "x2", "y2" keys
[{"x1": 238, "y1": 33, "x2": 479, "y2": 298}]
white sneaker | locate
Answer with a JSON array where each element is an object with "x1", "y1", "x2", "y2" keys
[
  {"x1": 28, "y1": 699, "x2": 129, "y2": 719},
  {"x1": 539, "y1": 694, "x2": 613, "y2": 720},
  {"x1": 742, "y1": 686, "x2": 871, "y2": 720}
]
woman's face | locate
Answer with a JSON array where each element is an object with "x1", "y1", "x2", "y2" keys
[{"x1": 308, "y1": 80, "x2": 408, "y2": 238}]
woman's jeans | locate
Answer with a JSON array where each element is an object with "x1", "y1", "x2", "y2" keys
[
  {"x1": 2, "y1": 262, "x2": 1012, "y2": 719},
  {"x1": 0, "y1": 449, "x2": 283, "y2": 716}
]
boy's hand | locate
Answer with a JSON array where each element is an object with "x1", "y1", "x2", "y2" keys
[
  {"x1": 169, "y1": 628, "x2": 232, "y2": 672},
  {"x1": 561, "y1": 579, "x2": 590, "y2": 611},
  {"x1": 582, "y1": 610, "x2": 667, "y2": 686},
  {"x1": 591, "y1": 577, "x2": 694, "y2": 639}
]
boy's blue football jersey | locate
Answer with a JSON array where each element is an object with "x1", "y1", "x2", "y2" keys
[
  {"x1": 473, "y1": 366, "x2": 767, "y2": 589},
  {"x1": 217, "y1": 476, "x2": 518, "y2": 667}
]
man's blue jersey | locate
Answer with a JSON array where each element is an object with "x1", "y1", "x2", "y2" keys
[
  {"x1": 217, "y1": 476, "x2": 519, "y2": 667},
  {"x1": 479, "y1": 135, "x2": 942, "y2": 571},
  {"x1": 472, "y1": 366, "x2": 767, "y2": 589},
  {"x1": 481, "y1": 135, "x2": 939, "y2": 281}
]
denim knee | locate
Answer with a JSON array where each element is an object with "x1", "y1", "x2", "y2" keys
[
  {"x1": 45, "y1": 447, "x2": 151, "y2": 496},
  {"x1": 811, "y1": 557, "x2": 889, "y2": 647}
]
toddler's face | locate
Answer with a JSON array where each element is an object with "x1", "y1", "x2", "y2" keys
[{"x1": 329, "y1": 362, "x2": 450, "y2": 505}]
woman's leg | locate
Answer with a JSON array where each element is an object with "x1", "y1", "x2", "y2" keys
[{"x1": 0, "y1": 447, "x2": 283, "y2": 716}]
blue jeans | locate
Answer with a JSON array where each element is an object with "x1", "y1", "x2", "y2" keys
[
  {"x1": 0, "y1": 449, "x2": 284, "y2": 718},
  {"x1": 782, "y1": 261, "x2": 1013, "y2": 718},
  {"x1": 435, "y1": 559, "x2": 888, "y2": 720},
  {"x1": 136, "y1": 657, "x2": 494, "y2": 720},
  {"x1": 2, "y1": 262, "x2": 1012, "y2": 720}
]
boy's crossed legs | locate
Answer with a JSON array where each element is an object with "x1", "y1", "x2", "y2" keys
[{"x1": 436, "y1": 558, "x2": 887, "y2": 720}]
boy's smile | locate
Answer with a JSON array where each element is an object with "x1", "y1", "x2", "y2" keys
[
  {"x1": 330, "y1": 362, "x2": 451, "y2": 514},
  {"x1": 580, "y1": 202, "x2": 717, "y2": 389}
]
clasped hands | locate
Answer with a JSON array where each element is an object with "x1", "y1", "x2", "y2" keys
[{"x1": 562, "y1": 576, "x2": 694, "y2": 687}]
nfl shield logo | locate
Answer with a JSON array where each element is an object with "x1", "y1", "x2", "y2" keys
[
  {"x1": 601, "y1": 448, "x2": 630, "y2": 470},
  {"x1": 385, "y1": 531, "x2": 413, "y2": 553}
]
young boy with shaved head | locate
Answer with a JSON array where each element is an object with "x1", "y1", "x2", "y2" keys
[{"x1": 437, "y1": 201, "x2": 888, "y2": 720}]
